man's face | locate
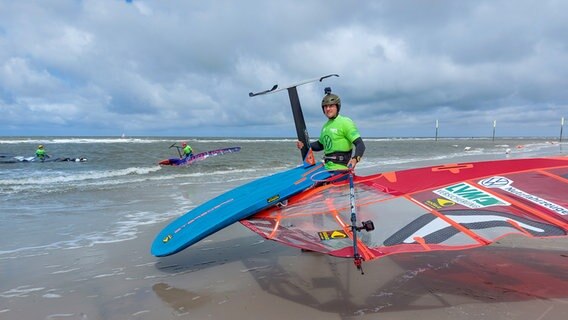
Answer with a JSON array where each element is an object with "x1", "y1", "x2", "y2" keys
[{"x1": 323, "y1": 104, "x2": 338, "y2": 119}]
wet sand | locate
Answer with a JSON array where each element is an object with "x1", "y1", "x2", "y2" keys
[{"x1": 1, "y1": 219, "x2": 567, "y2": 320}]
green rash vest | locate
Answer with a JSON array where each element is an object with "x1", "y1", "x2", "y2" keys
[
  {"x1": 318, "y1": 115, "x2": 361, "y2": 170},
  {"x1": 35, "y1": 149, "x2": 46, "y2": 158},
  {"x1": 183, "y1": 145, "x2": 193, "y2": 157}
]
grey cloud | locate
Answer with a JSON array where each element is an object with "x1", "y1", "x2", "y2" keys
[{"x1": 0, "y1": 0, "x2": 567, "y2": 137}]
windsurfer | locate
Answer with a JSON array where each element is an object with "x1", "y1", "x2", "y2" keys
[
  {"x1": 182, "y1": 142, "x2": 193, "y2": 158},
  {"x1": 35, "y1": 145, "x2": 50, "y2": 160},
  {"x1": 296, "y1": 89, "x2": 365, "y2": 170}
]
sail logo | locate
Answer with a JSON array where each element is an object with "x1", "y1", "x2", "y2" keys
[
  {"x1": 478, "y1": 176, "x2": 512, "y2": 188},
  {"x1": 479, "y1": 176, "x2": 568, "y2": 215},
  {"x1": 425, "y1": 198, "x2": 456, "y2": 209},
  {"x1": 434, "y1": 182, "x2": 510, "y2": 208},
  {"x1": 318, "y1": 229, "x2": 348, "y2": 240}
]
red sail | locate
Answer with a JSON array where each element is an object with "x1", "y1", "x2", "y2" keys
[{"x1": 241, "y1": 157, "x2": 568, "y2": 261}]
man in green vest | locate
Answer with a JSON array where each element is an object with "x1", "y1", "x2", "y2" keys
[
  {"x1": 182, "y1": 142, "x2": 193, "y2": 158},
  {"x1": 297, "y1": 91, "x2": 365, "y2": 170},
  {"x1": 35, "y1": 144, "x2": 49, "y2": 160}
]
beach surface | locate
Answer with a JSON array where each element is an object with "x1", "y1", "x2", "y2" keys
[
  {"x1": 2, "y1": 225, "x2": 568, "y2": 320},
  {"x1": 1, "y1": 137, "x2": 567, "y2": 319}
]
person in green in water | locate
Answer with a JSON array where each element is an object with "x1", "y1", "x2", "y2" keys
[
  {"x1": 35, "y1": 144, "x2": 50, "y2": 160},
  {"x1": 181, "y1": 142, "x2": 193, "y2": 158},
  {"x1": 296, "y1": 89, "x2": 365, "y2": 170}
]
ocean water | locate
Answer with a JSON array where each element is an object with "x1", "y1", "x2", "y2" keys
[{"x1": 0, "y1": 136, "x2": 564, "y2": 260}]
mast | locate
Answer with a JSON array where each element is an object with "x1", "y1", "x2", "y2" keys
[{"x1": 249, "y1": 74, "x2": 339, "y2": 160}]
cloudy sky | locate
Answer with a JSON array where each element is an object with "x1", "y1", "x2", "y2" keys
[{"x1": 1, "y1": 0, "x2": 567, "y2": 138}]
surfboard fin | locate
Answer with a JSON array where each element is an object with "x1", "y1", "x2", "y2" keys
[{"x1": 303, "y1": 148, "x2": 316, "y2": 167}]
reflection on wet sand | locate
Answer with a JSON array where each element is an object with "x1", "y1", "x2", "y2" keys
[
  {"x1": 153, "y1": 283, "x2": 212, "y2": 316},
  {"x1": 154, "y1": 240, "x2": 568, "y2": 318}
]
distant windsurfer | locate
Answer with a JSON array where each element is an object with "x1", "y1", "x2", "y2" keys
[
  {"x1": 182, "y1": 142, "x2": 193, "y2": 158},
  {"x1": 35, "y1": 145, "x2": 50, "y2": 161},
  {"x1": 296, "y1": 89, "x2": 365, "y2": 170}
]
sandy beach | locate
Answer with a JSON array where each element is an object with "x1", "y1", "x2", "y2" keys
[{"x1": 2, "y1": 218, "x2": 567, "y2": 320}]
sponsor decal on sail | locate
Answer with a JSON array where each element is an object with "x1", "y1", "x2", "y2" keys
[
  {"x1": 434, "y1": 182, "x2": 510, "y2": 208},
  {"x1": 479, "y1": 176, "x2": 568, "y2": 215}
]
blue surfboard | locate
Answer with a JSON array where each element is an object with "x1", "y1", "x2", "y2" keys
[
  {"x1": 151, "y1": 161, "x2": 330, "y2": 257},
  {"x1": 151, "y1": 74, "x2": 338, "y2": 257}
]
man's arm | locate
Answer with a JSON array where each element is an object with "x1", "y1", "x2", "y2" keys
[
  {"x1": 310, "y1": 140, "x2": 324, "y2": 151},
  {"x1": 352, "y1": 137, "x2": 365, "y2": 159},
  {"x1": 296, "y1": 140, "x2": 324, "y2": 151},
  {"x1": 347, "y1": 137, "x2": 365, "y2": 169}
]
